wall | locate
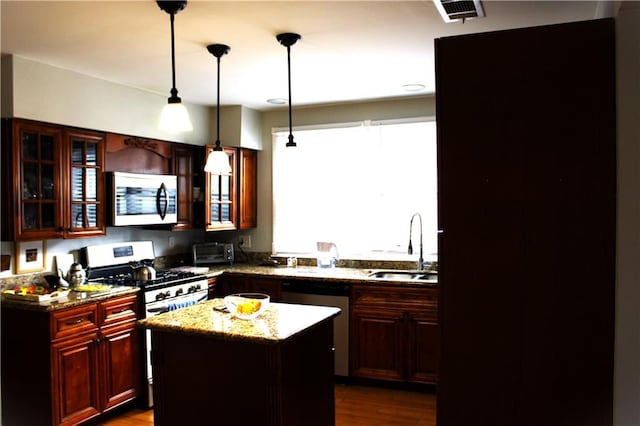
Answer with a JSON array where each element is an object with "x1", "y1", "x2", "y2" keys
[
  {"x1": 1, "y1": 55, "x2": 211, "y2": 145},
  {"x1": 214, "y1": 106, "x2": 262, "y2": 150},
  {"x1": 615, "y1": 2, "x2": 640, "y2": 425}
]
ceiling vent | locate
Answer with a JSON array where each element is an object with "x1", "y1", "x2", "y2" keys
[{"x1": 434, "y1": 0, "x2": 484, "y2": 23}]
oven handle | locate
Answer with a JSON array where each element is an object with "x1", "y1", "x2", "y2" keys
[{"x1": 146, "y1": 293, "x2": 207, "y2": 315}]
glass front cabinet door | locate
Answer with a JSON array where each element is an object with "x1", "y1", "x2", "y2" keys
[
  {"x1": 65, "y1": 130, "x2": 106, "y2": 238},
  {"x1": 205, "y1": 146, "x2": 237, "y2": 231},
  {"x1": 3, "y1": 119, "x2": 106, "y2": 240},
  {"x1": 14, "y1": 121, "x2": 65, "y2": 240}
]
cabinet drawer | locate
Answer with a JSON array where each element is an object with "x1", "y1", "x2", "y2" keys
[
  {"x1": 51, "y1": 304, "x2": 99, "y2": 341},
  {"x1": 100, "y1": 295, "x2": 138, "y2": 327},
  {"x1": 352, "y1": 285, "x2": 438, "y2": 309}
]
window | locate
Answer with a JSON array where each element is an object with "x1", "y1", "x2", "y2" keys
[{"x1": 272, "y1": 118, "x2": 437, "y2": 261}]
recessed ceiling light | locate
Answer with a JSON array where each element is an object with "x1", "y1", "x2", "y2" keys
[
  {"x1": 267, "y1": 98, "x2": 288, "y2": 105},
  {"x1": 402, "y1": 84, "x2": 426, "y2": 92}
]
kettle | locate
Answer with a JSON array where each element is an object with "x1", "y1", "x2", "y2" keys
[
  {"x1": 67, "y1": 263, "x2": 86, "y2": 287},
  {"x1": 131, "y1": 260, "x2": 156, "y2": 281}
]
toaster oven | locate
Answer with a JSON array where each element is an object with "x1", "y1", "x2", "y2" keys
[{"x1": 193, "y1": 242, "x2": 234, "y2": 265}]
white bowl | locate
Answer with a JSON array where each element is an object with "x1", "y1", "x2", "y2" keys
[{"x1": 224, "y1": 293, "x2": 270, "y2": 320}]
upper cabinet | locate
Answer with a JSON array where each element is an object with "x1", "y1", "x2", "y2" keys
[
  {"x1": 104, "y1": 133, "x2": 172, "y2": 174},
  {"x1": 1, "y1": 119, "x2": 106, "y2": 241},
  {"x1": 202, "y1": 145, "x2": 257, "y2": 232},
  {"x1": 64, "y1": 129, "x2": 107, "y2": 238},
  {"x1": 238, "y1": 148, "x2": 257, "y2": 229},
  {"x1": 204, "y1": 146, "x2": 237, "y2": 231},
  {"x1": 171, "y1": 145, "x2": 194, "y2": 231},
  {"x1": 0, "y1": 119, "x2": 258, "y2": 239}
]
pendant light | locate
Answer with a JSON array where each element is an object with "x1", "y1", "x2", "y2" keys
[
  {"x1": 157, "y1": 0, "x2": 193, "y2": 132},
  {"x1": 204, "y1": 44, "x2": 232, "y2": 175},
  {"x1": 276, "y1": 32, "x2": 301, "y2": 147}
]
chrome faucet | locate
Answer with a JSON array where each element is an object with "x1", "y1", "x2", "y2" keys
[{"x1": 408, "y1": 213, "x2": 424, "y2": 271}]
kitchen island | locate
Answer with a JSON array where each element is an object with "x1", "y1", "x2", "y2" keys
[{"x1": 138, "y1": 299, "x2": 341, "y2": 426}]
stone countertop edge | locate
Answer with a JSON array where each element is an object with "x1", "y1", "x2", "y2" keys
[
  {"x1": 0, "y1": 286, "x2": 140, "y2": 311},
  {"x1": 204, "y1": 265, "x2": 438, "y2": 288},
  {"x1": 138, "y1": 299, "x2": 341, "y2": 344}
]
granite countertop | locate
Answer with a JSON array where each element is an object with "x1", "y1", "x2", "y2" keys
[
  {"x1": 0, "y1": 286, "x2": 139, "y2": 311},
  {"x1": 203, "y1": 264, "x2": 438, "y2": 288},
  {"x1": 138, "y1": 299, "x2": 341, "y2": 344}
]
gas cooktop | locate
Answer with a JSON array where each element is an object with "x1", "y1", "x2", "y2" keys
[{"x1": 90, "y1": 270, "x2": 205, "y2": 291}]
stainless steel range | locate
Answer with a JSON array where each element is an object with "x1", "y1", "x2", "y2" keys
[{"x1": 82, "y1": 240, "x2": 209, "y2": 408}]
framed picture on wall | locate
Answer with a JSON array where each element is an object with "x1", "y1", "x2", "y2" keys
[{"x1": 15, "y1": 240, "x2": 46, "y2": 274}]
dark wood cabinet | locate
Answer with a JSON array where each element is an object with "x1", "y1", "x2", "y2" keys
[
  {"x1": 63, "y1": 129, "x2": 107, "y2": 238},
  {"x1": 207, "y1": 276, "x2": 217, "y2": 299},
  {"x1": 105, "y1": 133, "x2": 172, "y2": 174},
  {"x1": 435, "y1": 19, "x2": 615, "y2": 426},
  {"x1": 1, "y1": 118, "x2": 106, "y2": 240},
  {"x1": 98, "y1": 295, "x2": 141, "y2": 411},
  {"x1": 149, "y1": 310, "x2": 335, "y2": 426},
  {"x1": 51, "y1": 329, "x2": 101, "y2": 425},
  {"x1": 204, "y1": 145, "x2": 237, "y2": 231},
  {"x1": 214, "y1": 274, "x2": 282, "y2": 301},
  {"x1": 202, "y1": 145, "x2": 257, "y2": 232},
  {"x1": 171, "y1": 145, "x2": 194, "y2": 230},
  {"x1": 238, "y1": 148, "x2": 258, "y2": 229},
  {"x1": 1, "y1": 294, "x2": 141, "y2": 426},
  {"x1": 350, "y1": 285, "x2": 438, "y2": 385}
]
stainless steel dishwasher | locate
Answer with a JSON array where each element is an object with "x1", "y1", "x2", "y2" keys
[{"x1": 281, "y1": 280, "x2": 350, "y2": 377}]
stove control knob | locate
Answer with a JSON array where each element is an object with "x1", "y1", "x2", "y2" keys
[
  {"x1": 175, "y1": 288, "x2": 184, "y2": 297},
  {"x1": 155, "y1": 291, "x2": 171, "y2": 301}
]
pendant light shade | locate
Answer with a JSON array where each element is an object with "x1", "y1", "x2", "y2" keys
[
  {"x1": 204, "y1": 43, "x2": 232, "y2": 175},
  {"x1": 276, "y1": 32, "x2": 301, "y2": 147},
  {"x1": 157, "y1": 1, "x2": 193, "y2": 132},
  {"x1": 204, "y1": 149, "x2": 232, "y2": 174},
  {"x1": 159, "y1": 102, "x2": 192, "y2": 132}
]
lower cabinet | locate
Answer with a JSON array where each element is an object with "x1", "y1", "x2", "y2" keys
[
  {"x1": 51, "y1": 330, "x2": 101, "y2": 424},
  {"x1": 214, "y1": 274, "x2": 283, "y2": 301},
  {"x1": 206, "y1": 276, "x2": 217, "y2": 299},
  {"x1": 1, "y1": 293, "x2": 141, "y2": 426},
  {"x1": 350, "y1": 285, "x2": 438, "y2": 385}
]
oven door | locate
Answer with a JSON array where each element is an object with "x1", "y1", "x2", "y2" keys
[
  {"x1": 144, "y1": 290, "x2": 207, "y2": 407},
  {"x1": 111, "y1": 171, "x2": 178, "y2": 226}
]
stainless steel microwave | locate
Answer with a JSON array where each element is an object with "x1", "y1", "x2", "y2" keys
[{"x1": 110, "y1": 172, "x2": 178, "y2": 226}]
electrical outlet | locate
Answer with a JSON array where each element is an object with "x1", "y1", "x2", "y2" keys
[
  {"x1": 168, "y1": 236, "x2": 175, "y2": 248},
  {"x1": 239, "y1": 235, "x2": 252, "y2": 248}
]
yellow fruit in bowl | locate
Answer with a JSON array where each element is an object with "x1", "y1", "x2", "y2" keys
[
  {"x1": 224, "y1": 293, "x2": 269, "y2": 319},
  {"x1": 237, "y1": 300, "x2": 261, "y2": 314}
]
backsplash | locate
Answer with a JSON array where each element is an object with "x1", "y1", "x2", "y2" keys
[{"x1": 0, "y1": 251, "x2": 437, "y2": 290}]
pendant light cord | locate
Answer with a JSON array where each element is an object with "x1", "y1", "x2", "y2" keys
[
  {"x1": 169, "y1": 13, "x2": 178, "y2": 99},
  {"x1": 216, "y1": 54, "x2": 221, "y2": 147},
  {"x1": 286, "y1": 44, "x2": 295, "y2": 147},
  {"x1": 276, "y1": 32, "x2": 300, "y2": 147}
]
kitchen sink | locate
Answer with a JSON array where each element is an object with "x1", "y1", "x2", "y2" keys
[{"x1": 368, "y1": 270, "x2": 438, "y2": 282}]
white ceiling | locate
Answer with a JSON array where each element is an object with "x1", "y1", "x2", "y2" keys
[{"x1": 1, "y1": 1, "x2": 607, "y2": 111}]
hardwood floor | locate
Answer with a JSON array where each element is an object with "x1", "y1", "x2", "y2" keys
[{"x1": 99, "y1": 384, "x2": 436, "y2": 426}]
